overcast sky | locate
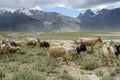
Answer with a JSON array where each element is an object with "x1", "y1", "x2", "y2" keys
[{"x1": 0, "y1": 0, "x2": 120, "y2": 17}]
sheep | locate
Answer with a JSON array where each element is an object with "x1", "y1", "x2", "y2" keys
[
  {"x1": 101, "y1": 41, "x2": 116, "y2": 65},
  {"x1": 115, "y1": 44, "x2": 120, "y2": 57},
  {"x1": 79, "y1": 37, "x2": 102, "y2": 51}
]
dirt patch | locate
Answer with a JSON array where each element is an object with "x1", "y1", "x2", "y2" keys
[{"x1": 62, "y1": 61, "x2": 100, "y2": 80}]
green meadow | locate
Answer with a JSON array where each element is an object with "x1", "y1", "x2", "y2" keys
[{"x1": 0, "y1": 32, "x2": 119, "y2": 80}]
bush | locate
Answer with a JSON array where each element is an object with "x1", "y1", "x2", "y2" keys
[
  {"x1": 81, "y1": 58, "x2": 100, "y2": 70},
  {"x1": 12, "y1": 70, "x2": 46, "y2": 80},
  {"x1": 0, "y1": 70, "x2": 5, "y2": 80},
  {"x1": 101, "y1": 75, "x2": 113, "y2": 80},
  {"x1": 96, "y1": 70, "x2": 104, "y2": 77},
  {"x1": 58, "y1": 70, "x2": 75, "y2": 80}
]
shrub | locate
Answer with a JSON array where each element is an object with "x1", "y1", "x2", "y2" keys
[
  {"x1": 96, "y1": 70, "x2": 104, "y2": 77},
  {"x1": 101, "y1": 75, "x2": 113, "y2": 80},
  {"x1": 12, "y1": 70, "x2": 46, "y2": 80},
  {"x1": 0, "y1": 70, "x2": 5, "y2": 80},
  {"x1": 58, "y1": 70, "x2": 75, "y2": 80},
  {"x1": 81, "y1": 58, "x2": 100, "y2": 70}
]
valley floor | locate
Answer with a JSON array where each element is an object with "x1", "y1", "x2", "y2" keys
[{"x1": 0, "y1": 31, "x2": 119, "y2": 80}]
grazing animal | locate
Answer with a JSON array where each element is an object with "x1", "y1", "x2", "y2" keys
[
  {"x1": 76, "y1": 43, "x2": 87, "y2": 54},
  {"x1": 63, "y1": 43, "x2": 78, "y2": 58},
  {"x1": 0, "y1": 43, "x2": 10, "y2": 55},
  {"x1": 1, "y1": 39, "x2": 9, "y2": 44},
  {"x1": 14, "y1": 41, "x2": 22, "y2": 46},
  {"x1": 0, "y1": 42, "x2": 21, "y2": 55},
  {"x1": 48, "y1": 43, "x2": 87, "y2": 64},
  {"x1": 115, "y1": 44, "x2": 120, "y2": 57},
  {"x1": 38, "y1": 41, "x2": 50, "y2": 48},
  {"x1": 26, "y1": 38, "x2": 38, "y2": 46},
  {"x1": 102, "y1": 41, "x2": 116, "y2": 65},
  {"x1": 10, "y1": 41, "x2": 17, "y2": 47},
  {"x1": 48, "y1": 46, "x2": 69, "y2": 64},
  {"x1": 79, "y1": 37, "x2": 102, "y2": 51},
  {"x1": 9, "y1": 46, "x2": 21, "y2": 54},
  {"x1": 37, "y1": 39, "x2": 50, "y2": 48}
]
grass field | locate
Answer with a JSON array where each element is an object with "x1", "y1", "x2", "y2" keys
[{"x1": 0, "y1": 32, "x2": 119, "y2": 80}]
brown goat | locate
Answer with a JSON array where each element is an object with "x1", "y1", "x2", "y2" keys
[
  {"x1": 48, "y1": 46, "x2": 69, "y2": 64},
  {"x1": 9, "y1": 47, "x2": 21, "y2": 54},
  {"x1": 79, "y1": 37, "x2": 102, "y2": 51},
  {"x1": 26, "y1": 38, "x2": 38, "y2": 46},
  {"x1": 0, "y1": 42, "x2": 21, "y2": 55},
  {"x1": 0, "y1": 43, "x2": 10, "y2": 55}
]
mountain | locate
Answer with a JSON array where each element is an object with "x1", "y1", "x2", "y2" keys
[
  {"x1": 0, "y1": 8, "x2": 120, "y2": 32},
  {"x1": 0, "y1": 8, "x2": 81, "y2": 32},
  {"x1": 77, "y1": 8, "x2": 120, "y2": 31}
]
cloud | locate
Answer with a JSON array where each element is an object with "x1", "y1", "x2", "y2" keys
[
  {"x1": 30, "y1": 6, "x2": 42, "y2": 10},
  {"x1": 66, "y1": 0, "x2": 120, "y2": 9},
  {"x1": 0, "y1": 0, "x2": 119, "y2": 9}
]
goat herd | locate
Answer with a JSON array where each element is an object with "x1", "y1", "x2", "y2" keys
[{"x1": 0, "y1": 37, "x2": 120, "y2": 66}]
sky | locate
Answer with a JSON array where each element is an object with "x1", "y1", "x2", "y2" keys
[{"x1": 0, "y1": 0, "x2": 120, "y2": 17}]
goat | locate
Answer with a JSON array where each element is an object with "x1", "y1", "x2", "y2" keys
[
  {"x1": 1, "y1": 39, "x2": 9, "y2": 44},
  {"x1": 0, "y1": 42, "x2": 21, "y2": 55},
  {"x1": 79, "y1": 37, "x2": 102, "y2": 51},
  {"x1": 101, "y1": 41, "x2": 116, "y2": 65},
  {"x1": 48, "y1": 43, "x2": 87, "y2": 64},
  {"x1": 62, "y1": 43, "x2": 78, "y2": 58},
  {"x1": 38, "y1": 39, "x2": 50, "y2": 48},
  {"x1": 76, "y1": 43, "x2": 87, "y2": 54},
  {"x1": 48, "y1": 46, "x2": 69, "y2": 64},
  {"x1": 26, "y1": 38, "x2": 38, "y2": 46},
  {"x1": 9, "y1": 46, "x2": 21, "y2": 54},
  {"x1": 0, "y1": 43, "x2": 11, "y2": 55},
  {"x1": 115, "y1": 44, "x2": 120, "y2": 57}
]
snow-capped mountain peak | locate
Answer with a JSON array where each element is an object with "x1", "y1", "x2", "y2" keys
[{"x1": 17, "y1": 8, "x2": 33, "y2": 16}]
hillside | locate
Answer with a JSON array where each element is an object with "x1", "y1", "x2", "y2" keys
[
  {"x1": 77, "y1": 8, "x2": 120, "y2": 31},
  {"x1": 0, "y1": 8, "x2": 120, "y2": 32},
  {"x1": 0, "y1": 9, "x2": 81, "y2": 32}
]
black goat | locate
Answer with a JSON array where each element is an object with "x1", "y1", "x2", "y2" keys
[
  {"x1": 115, "y1": 44, "x2": 120, "y2": 57},
  {"x1": 39, "y1": 41, "x2": 50, "y2": 48},
  {"x1": 76, "y1": 43, "x2": 86, "y2": 54}
]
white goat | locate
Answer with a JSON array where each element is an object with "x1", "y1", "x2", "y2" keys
[{"x1": 102, "y1": 41, "x2": 116, "y2": 65}]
